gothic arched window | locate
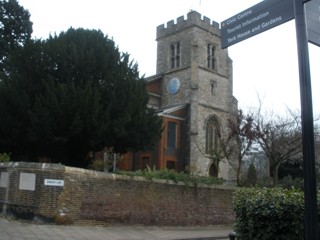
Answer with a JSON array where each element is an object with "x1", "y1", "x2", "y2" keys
[{"x1": 205, "y1": 116, "x2": 220, "y2": 154}]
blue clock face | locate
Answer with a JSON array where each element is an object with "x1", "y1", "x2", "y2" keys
[{"x1": 167, "y1": 77, "x2": 180, "y2": 95}]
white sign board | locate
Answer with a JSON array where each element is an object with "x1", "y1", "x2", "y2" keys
[{"x1": 44, "y1": 179, "x2": 64, "y2": 187}]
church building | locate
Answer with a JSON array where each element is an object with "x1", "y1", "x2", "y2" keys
[{"x1": 120, "y1": 11, "x2": 238, "y2": 179}]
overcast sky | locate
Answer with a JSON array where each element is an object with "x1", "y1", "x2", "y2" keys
[{"x1": 18, "y1": 0, "x2": 320, "y2": 116}]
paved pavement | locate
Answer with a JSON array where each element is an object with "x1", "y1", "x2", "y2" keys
[{"x1": 0, "y1": 217, "x2": 233, "y2": 240}]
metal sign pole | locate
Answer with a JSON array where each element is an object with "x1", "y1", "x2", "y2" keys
[{"x1": 293, "y1": 0, "x2": 318, "y2": 239}]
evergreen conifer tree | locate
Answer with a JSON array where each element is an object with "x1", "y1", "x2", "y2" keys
[{"x1": 0, "y1": 26, "x2": 162, "y2": 167}]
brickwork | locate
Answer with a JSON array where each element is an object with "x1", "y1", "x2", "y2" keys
[
  {"x1": 0, "y1": 162, "x2": 64, "y2": 220},
  {"x1": 0, "y1": 162, "x2": 235, "y2": 226}
]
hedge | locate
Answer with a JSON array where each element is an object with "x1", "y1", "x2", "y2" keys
[{"x1": 234, "y1": 188, "x2": 320, "y2": 240}]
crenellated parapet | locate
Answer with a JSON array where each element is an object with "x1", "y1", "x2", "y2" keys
[{"x1": 156, "y1": 11, "x2": 220, "y2": 39}]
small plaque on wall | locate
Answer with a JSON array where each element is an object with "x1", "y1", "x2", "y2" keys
[{"x1": 44, "y1": 179, "x2": 64, "y2": 187}]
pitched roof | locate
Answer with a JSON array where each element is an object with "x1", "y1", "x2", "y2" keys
[{"x1": 156, "y1": 103, "x2": 187, "y2": 121}]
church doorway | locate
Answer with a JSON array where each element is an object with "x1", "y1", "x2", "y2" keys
[{"x1": 209, "y1": 163, "x2": 218, "y2": 177}]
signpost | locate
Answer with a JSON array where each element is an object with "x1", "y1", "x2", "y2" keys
[
  {"x1": 294, "y1": 1, "x2": 318, "y2": 239},
  {"x1": 221, "y1": 0, "x2": 295, "y2": 48},
  {"x1": 306, "y1": 0, "x2": 320, "y2": 46},
  {"x1": 221, "y1": 0, "x2": 319, "y2": 239}
]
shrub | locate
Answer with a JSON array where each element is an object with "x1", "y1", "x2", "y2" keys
[
  {"x1": 278, "y1": 175, "x2": 303, "y2": 190},
  {"x1": 234, "y1": 188, "x2": 308, "y2": 240},
  {"x1": 117, "y1": 168, "x2": 223, "y2": 186},
  {"x1": 89, "y1": 159, "x2": 105, "y2": 172},
  {"x1": 0, "y1": 152, "x2": 11, "y2": 162}
]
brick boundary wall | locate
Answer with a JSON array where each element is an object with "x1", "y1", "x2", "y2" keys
[{"x1": 0, "y1": 162, "x2": 236, "y2": 226}]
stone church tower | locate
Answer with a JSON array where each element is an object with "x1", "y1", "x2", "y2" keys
[{"x1": 121, "y1": 11, "x2": 238, "y2": 180}]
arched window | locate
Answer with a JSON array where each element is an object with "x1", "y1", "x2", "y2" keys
[{"x1": 205, "y1": 116, "x2": 220, "y2": 154}]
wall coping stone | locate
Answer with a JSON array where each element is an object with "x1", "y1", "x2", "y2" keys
[
  {"x1": 65, "y1": 166, "x2": 237, "y2": 191},
  {"x1": 0, "y1": 162, "x2": 65, "y2": 171},
  {"x1": 0, "y1": 163, "x2": 237, "y2": 191}
]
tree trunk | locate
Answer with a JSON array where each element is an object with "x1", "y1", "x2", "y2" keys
[
  {"x1": 236, "y1": 161, "x2": 242, "y2": 186},
  {"x1": 272, "y1": 163, "x2": 279, "y2": 186}
]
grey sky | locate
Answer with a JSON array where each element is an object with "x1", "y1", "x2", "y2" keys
[{"x1": 18, "y1": 0, "x2": 320, "y2": 116}]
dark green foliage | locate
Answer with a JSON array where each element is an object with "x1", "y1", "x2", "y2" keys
[
  {"x1": 234, "y1": 188, "x2": 319, "y2": 239},
  {"x1": 278, "y1": 159, "x2": 303, "y2": 180},
  {"x1": 278, "y1": 175, "x2": 303, "y2": 190},
  {"x1": 0, "y1": 152, "x2": 10, "y2": 162},
  {"x1": 0, "y1": 0, "x2": 32, "y2": 78},
  {"x1": 0, "y1": 28, "x2": 162, "y2": 167},
  {"x1": 89, "y1": 159, "x2": 105, "y2": 172}
]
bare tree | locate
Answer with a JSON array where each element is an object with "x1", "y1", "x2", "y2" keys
[
  {"x1": 192, "y1": 109, "x2": 256, "y2": 184},
  {"x1": 192, "y1": 135, "x2": 225, "y2": 177},
  {"x1": 254, "y1": 108, "x2": 302, "y2": 186},
  {"x1": 222, "y1": 109, "x2": 255, "y2": 186}
]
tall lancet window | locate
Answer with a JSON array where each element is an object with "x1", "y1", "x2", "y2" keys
[
  {"x1": 167, "y1": 121, "x2": 177, "y2": 149},
  {"x1": 170, "y1": 42, "x2": 181, "y2": 69},
  {"x1": 207, "y1": 44, "x2": 215, "y2": 70},
  {"x1": 205, "y1": 116, "x2": 220, "y2": 154}
]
